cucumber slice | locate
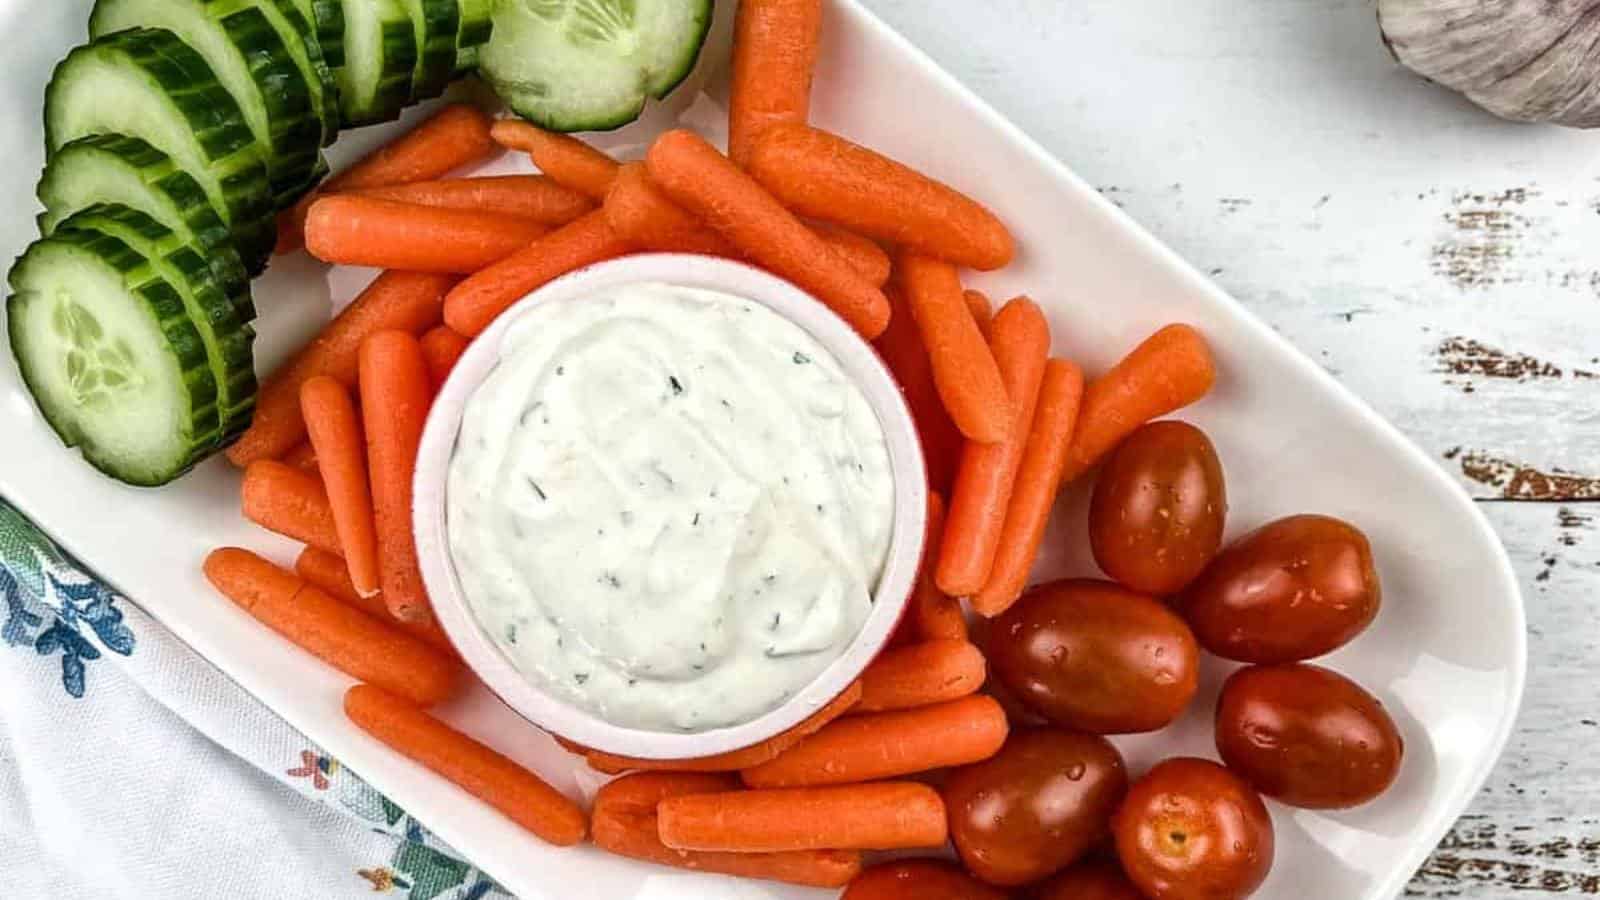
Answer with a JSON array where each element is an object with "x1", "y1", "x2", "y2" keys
[
  {"x1": 480, "y1": 0, "x2": 713, "y2": 132},
  {"x1": 290, "y1": 0, "x2": 346, "y2": 70},
  {"x1": 456, "y1": 0, "x2": 493, "y2": 50},
  {"x1": 44, "y1": 29, "x2": 275, "y2": 273},
  {"x1": 38, "y1": 134, "x2": 256, "y2": 321},
  {"x1": 258, "y1": 0, "x2": 343, "y2": 145},
  {"x1": 399, "y1": 0, "x2": 460, "y2": 101},
  {"x1": 89, "y1": 0, "x2": 324, "y2": 206},
  {"x1": 454, "y1": 0, "x2": 492, "y2": 73},
  {"x1": 7, "y1": 230, "x2": 222, "y2": 485},
  {"x1": 57, "y1": 204, "x2": 258, "y2": 443},
  {"x1": 336, "y1": 0, "x2": 419, "y2": 126},
  {"x1": 452, "y1": 42, "x2": 480, "y2": 75}
]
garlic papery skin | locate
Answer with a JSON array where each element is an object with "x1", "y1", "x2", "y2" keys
[{"x1": 1378, "y1": 0, "x2": 1600, "y2": 128}]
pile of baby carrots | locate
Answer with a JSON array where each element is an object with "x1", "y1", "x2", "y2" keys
[{"x1": 202, "y1": 0, "x2": 1219, "y2": 893}]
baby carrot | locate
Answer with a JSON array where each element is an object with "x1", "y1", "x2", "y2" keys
[
  {"x1": 814, "y1": 224, "x2": 891, "y2": 288},
  {"x1": 204, "y1": 549, "x2": 461, "y2": 705},
  {"x1": 241, "y1": 460, "x2": 341, "y2": 554},
  {"x1": 936, "y1": 297, "x2": 1051, "y2": 595},
  {"x1": 856, "y1": 640, "x2": 986, "y2": 713},
  {"x1": 360, "y1": 331, "x2": 435, "y2": 625},
  {"x1": 603, "y1": 164, "x2": 893, "y2": 285},
  {"x1": 973, "y1": 359, "x2": 1085, "y2": 617},
  {"x1": 443, "y1": 210, "x2": 630, "y2": 337},
  {"x1": 227, "y1": 271, "x2": 452, "y2": 467},
  {"x1": 875, "y1": 287, "x2": 962, "y2": 491},
  {"x1": 658, "y1": 782, "x2": 948, "y2": 852},
  {"x1": 344, "y1": 684, "x2": 586, "y2": 845},
  {"x1": 645, "y1": 129, "x2": 890, "y2": 340},
  {"x1": 296, "y1": 546, "x2": 456, "y2": 653},
  {"x1": 728, "y1": 0, "x2": 824, "y2": 166},
  {"x1": 964, "y1": 289, "x2": 994, "y2": 340},
  {"x1": 278, "y1": 105, "x2": 496, "y2": 252},
  {"x1": 741, "y1": 695, "x2": 1009, "y2": 788},
  {"x1": 1060, "y1": 324, "x2": 1216, "y2": 484},
  {"x1": 490, "y1": 120, "x2": 620, "y2": 201},
  {"x1": 584, "y1": 680, "x2": 862, "y2": 775},
  {"x1": 351, "y1": 175, "x2": 593, "y2": 225},
  {"x1": 282, "y1": 441, "x2": 318, "y2": 473},
  {"x1": 419, "y1": 326, "x2": 471, "y2": 388},
  {"x1": 301, "y1": 376, "x2": 380, "y2": 598},
  {"x1": 843, "y1": 860, "x2": 1009, "y2": 900},
  {"x1": 897, "y1": 253, "x2": 1011, "y2": 444},
  {"x1": 592, "y1": 772, "x2": 862, "y2": 887},
  {"x1": 908, "y1": 492, "x2": 967, "y2": 642},
  {"x1": 603, "y1": 162, "x2": 736, "y2": 257},
  {"x1": 296, "y1": 546, "x2": 387, "y2": 619},
  {"x1": 304, "y1": 195, "x2": 549, "y2": 274},
  {"x1": 748, "y1": 124, "x2": 1015, "y2": 270}
]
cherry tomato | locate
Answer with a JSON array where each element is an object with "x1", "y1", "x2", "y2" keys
[
  {"x1": 840, "y1": 859, "x2": 1007, "y2": 900},
  {"x1": 1215, "y1": 663, "x2": 1403, "y2": 809},
  {"x1": 1113, "y1": 757, "x2": 1274, "y2": 900},
  {"x1": 1037, "y1": 859, "x2": 1147, "y2": 900},
  {"x1": 989, "y1": 579, "x2": 1200, "y2": 734},
  {"x1": 944, "y1": 728, "x2": 1128, "y2": 886},
  {"x1": 1090, "y1": 420, "x2": 1227, "y2": 595},
  {"x1": 1178, "y1": 514, "x2": 1379, "y2": 663}
]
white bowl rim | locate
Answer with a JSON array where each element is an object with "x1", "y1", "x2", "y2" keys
[{"x1": 413, "y1": 252, "x2": 928, "y2": 760}]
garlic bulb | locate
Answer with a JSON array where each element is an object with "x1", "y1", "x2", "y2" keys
[{"x1": 1378, "y1": 0, "x2": 1600, "y2": 127}]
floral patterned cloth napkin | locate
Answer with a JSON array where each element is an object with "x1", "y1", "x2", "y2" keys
[{"x1": 0, "y1": 497, "x2": 512, "y2": 899}]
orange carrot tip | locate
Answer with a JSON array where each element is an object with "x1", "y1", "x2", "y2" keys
[
  {"x1": 490, "y1": 120, "x2": 620, "y2": 201},
  {"x1": 241, "y1": 460, "x2": 341, "y2": 555},
  {"x1": 645, "y1": 129, "x2": 889, "y2": 340},
  {"x1": 227, "y1": 271, "x2": 453, "y2": 468},
  {"x1": 205, "y1": 549, "x2": 462, "y2": 706},
  {"x1": 304, "y1": 195, "x2": 548, "y2": 274},
  {"x1": 276, "y1": 105, "x2": 496, "y2": 254},
  {"x1": 301, "y1": 375, "x2": 381, "y2": 598},
  {"x1": 897, "y1": 253, "x2": 1011, "y2": 444},
  {"x1": 345, "y1": 684, "x2": 586, "y2": 845},
  {"x1": 1061, "y1": 323, "x2": 1215, "y2": 484},
  {"x1": 748, "y1": 123, "x2": 1015, "y2": 270},
  {"x1": 359, "y1": 331, "x2": 436, "y2": 626}
]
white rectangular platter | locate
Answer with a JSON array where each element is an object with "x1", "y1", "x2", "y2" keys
[{"x1": 0, "y1": 1, "x2": 1525, "y2": 898}]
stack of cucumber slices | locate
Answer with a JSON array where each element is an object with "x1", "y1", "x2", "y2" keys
[{"x1": 9, "y1": 0, "x2": 493, "y2": 486}]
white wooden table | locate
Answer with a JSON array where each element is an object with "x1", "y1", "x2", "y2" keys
[{"x1": 859, "y1": 0, "x2": 1600, "y2": 894}]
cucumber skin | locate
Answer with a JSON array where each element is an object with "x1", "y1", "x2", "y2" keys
[
  {"x1": 483, "y1": 0, "x2": 715, "y2": 134},
  {"x1": 37, "y1": 134, "x2": 256, "y2": 321},
  {"x1": 651, "y1": 0, "x2": 712, "y2": 99},
  {"x1": 86, "y1": 0, "x2": 324, "y2": 205},
  {"x1": 404, "y1": 0, "x2": 461, "y2": 102},
  {"x1": 259, "y1": 0, "x2": 343, "y2": 145},
  {"x1": 339, "y1": 0, "x2": 419, "y2": 126},
  {"x1": 44, "y1": 29, "x2": 276, "y2": 273},
  {"x1": 455, "y1": 0, "x2": 493, "y2": 50},
  {"x1": 311, "y1": 0, "x2": 346, "y2": 69},
  {"x1": 8, "y1": 230, "x2": 223, "y2": 485},
  {"x1": 57, "y1": 204, "x2": 259, "y2": 442}
]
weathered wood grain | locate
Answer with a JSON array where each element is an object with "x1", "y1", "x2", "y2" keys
[
  {"x1": 863, "y1": 0, "x2": 1600, "y2": 503},
  {"x1": 860, "y1": 0, "x2": 1600, "y2": 894}
]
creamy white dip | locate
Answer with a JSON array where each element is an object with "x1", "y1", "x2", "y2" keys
[{"x1": 446, "y1": 282, "x2": 894, "y2": 732}]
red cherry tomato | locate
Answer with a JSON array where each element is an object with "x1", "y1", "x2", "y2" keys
[
  {"x1": 1113, "y1": 757, "x2": 1275, "y2": 900},
  {"x1": 1215, "y1": 663, "x2": 1403, "y2": 809},
  {"x1": 1089, "y1": 420, "x2": 1227, "y2": 595},
  {"x1": 989, "y1": 579, "x2": 1200, "y2": 734},
  {"x1": 1037, "y1": 859, "x2": 1147, "y2": 900},
  {"x1": 1178, "y1": 514, "x2": 1380, "y2": 663},
  {"x1": 840, "y1": 859, "x2": 1007, "y2": 900},
  {"x1": 944, "y1": 728, "x2": 1129, "y2": 886}
]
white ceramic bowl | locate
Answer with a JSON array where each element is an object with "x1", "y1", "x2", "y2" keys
[{"x1": 413, "y1": 253, "x2": 928, "y2": 760}]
